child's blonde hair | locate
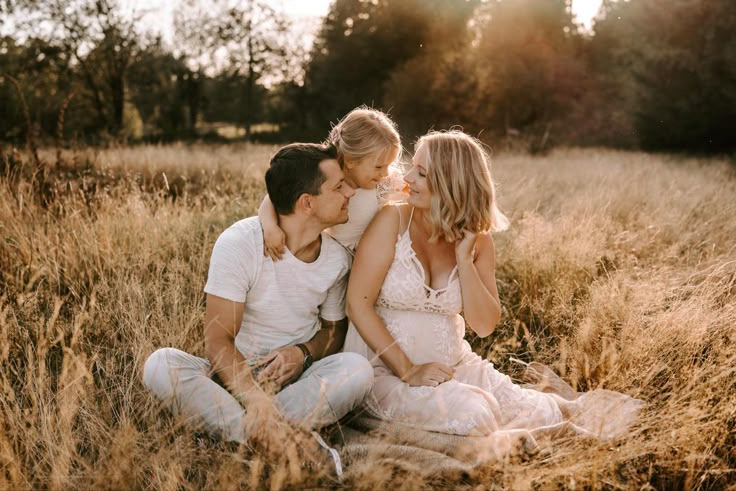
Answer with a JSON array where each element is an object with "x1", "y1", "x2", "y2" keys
[
  {"x1": 417, "y1": 130, "x2": 509, "y2": 243},
  {"x1": 328, "y1": 107, "x2": 401, "y2": 168}
]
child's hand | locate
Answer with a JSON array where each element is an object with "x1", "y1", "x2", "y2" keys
[{"x1": 263, "y1": 226, "x2": 286, "y2": 261}]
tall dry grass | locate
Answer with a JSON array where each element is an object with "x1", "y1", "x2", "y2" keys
[{"x1": 0, "y1": 144, "x2": 734, "y2": 489}]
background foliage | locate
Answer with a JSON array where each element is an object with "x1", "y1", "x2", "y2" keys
[{"x1": 2, "y1": 0, "x2": 735, "y2": 152}]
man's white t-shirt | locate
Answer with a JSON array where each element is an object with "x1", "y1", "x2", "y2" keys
[{"x1": 204, "y1": 217, "x2": 351, "y2": 364}]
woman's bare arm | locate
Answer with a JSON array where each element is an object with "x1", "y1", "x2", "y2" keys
[
  {"x1": 347, "y1": 206, "x2": 455, "y2": 385},
  {"x1": 455, "y1": 232, "x2": 502, "y2": 338}
]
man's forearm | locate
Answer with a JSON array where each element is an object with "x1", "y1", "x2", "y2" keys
[
  {"x1": 206, "y1": 337, "x2": 259, "y2": 399},
  {"x1": 303, "y1": 317, "x2": 348, "y2": 359}
]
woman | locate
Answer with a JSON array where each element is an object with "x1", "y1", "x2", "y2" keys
[{"x1": 344, "y1": 130, "x2": 641, "y2": 442}]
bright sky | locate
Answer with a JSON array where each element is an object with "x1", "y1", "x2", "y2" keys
[
  {"x1": 2, "y1": 1, "x2": 603, "y2": 43},
  {"x1": 572, "y1": 0, "x2": 604, "y2": 29},
  {"x1": 126, "y1": 0, "x2": 604, "y2": 44},
  {"x1": 124, "y1": 0, "x2": 333, "y2": 43}
]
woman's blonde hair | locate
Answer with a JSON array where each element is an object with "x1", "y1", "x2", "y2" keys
[
  {"x1": 417, "y1": 130, "x2": 509, "y2": 242},
  {"x1": 328, "y1": 107, "x2": 401, "y2": 168}
]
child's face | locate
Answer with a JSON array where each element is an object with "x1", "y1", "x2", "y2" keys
[{"x1": 344, "y1": 147, "x2": 399, "y2": 190}]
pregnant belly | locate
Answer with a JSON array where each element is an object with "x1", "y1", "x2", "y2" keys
[{"x1": 376, "y1": 306, "x2": 467, "y2": 366}]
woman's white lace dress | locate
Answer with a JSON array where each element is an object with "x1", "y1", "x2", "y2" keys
[{"x1": 344, "y1": 207, "x2": 642, "y2": 440}]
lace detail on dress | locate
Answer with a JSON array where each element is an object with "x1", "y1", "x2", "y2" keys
[
  {"x1": 375, "y1": 228, "x2": 463, "y2": 316},
  {"x1": 446, "y1": 418, "x2": 481, "y2": 435},
  {"x1": 376, "y1": 165, "x2": 408, "y2": 206},
  {"x1": 432, "y1": 314, "x2": 458, "y2": 365},
  {"x1": 385, "y1": 317, "x2": 417, "y2": 358}
]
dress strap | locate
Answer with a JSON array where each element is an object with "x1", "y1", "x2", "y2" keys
[{"x1": 397, "y1": 206, "x2": 415, "y2": 237}]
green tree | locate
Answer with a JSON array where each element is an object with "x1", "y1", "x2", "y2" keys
[
  {"x1": 127, "y1": 39, "x2": 193, "y2": 139},
  {"x1": 304, "y1": 0, "x2": 444, "y2": 137},
  {"x1": 595, "y1": 0, "x2": 736, "y2": 152},
  {"x1": 0, "y1": 36, "x2": 86, "y2": 143},
  {"x1": 471, "y1": 0, "x2": 585, "y2": 148},
  {"x1": 194, "y1": 0, "x2": 290, "y2": 140},
  {"x1": 382, "y1": 0, "x2": 481, "y2": 139},
  {"x1": 172, "y1": 0, "x2": 216, "y2": 135},
  {"x1": 17, "y1": 0, "x2": 142, "y2": 138},
  {"x1": 202, "y1": 73, "x2": 263, "y2": 127}
]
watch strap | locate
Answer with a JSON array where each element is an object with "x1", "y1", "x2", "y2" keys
[
  {"x1": 296, "y1": 343, "x2": 311, "y2": 358},
  {"x1": 295, "y1": 343, "x2": 313, "y2": 369}
]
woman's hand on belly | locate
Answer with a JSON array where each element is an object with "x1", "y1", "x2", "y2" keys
[{"x1": 402, "y1": 362, "x2": 455, "y2": 387}]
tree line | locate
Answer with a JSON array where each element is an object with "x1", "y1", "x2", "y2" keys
[{"x1": 1, "y1": 0, "x2": 734, "y2": 153}]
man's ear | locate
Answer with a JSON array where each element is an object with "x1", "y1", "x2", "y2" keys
[{"x1": 295, "y1": 193, "x2": 313, "y2": 215}]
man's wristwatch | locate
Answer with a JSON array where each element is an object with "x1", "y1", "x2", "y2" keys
[{"x1": 296, "y1": 343, "x2": 314, "y2": 371}]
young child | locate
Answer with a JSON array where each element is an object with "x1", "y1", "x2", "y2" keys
[{"x1": 259, "y1": 107, "x2": 406, "y2": 258}]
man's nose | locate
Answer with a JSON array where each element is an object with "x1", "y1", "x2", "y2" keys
[{"x1": 343, "y1": 183, "x2": 356, "y2": 198}]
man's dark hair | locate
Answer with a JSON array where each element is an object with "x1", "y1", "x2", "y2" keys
[{"x1": 265, "y1": 143, "x2": 338, "y2": 215}]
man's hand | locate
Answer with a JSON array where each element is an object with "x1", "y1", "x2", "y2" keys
[{"x1": 255, "y1": 346, "x2": 305, "y2": 391}]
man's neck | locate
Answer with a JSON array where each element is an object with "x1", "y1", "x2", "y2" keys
[{"x1": 278, "y1": 214, "x2": 324, "y2": 263}]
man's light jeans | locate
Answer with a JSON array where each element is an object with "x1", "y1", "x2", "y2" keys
[{"x1": 143, "y1": 347, "x2": 373, "y2": 443}]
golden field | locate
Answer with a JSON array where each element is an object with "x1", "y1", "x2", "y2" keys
[{"x1": 0, "y1": 144, "x2": 734, "y2": 489}]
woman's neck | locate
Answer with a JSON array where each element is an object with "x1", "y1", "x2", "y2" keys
[
  {"x1": 411, "y1": 207, "x2": 456, "y2": 246},
  {"x1": 410, "y1": 207, "x2": 433, "y2": 236}
]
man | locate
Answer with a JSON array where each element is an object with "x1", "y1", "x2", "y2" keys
[{"x1": 143, "y1": 143, "x2": 373, "y2": 454}]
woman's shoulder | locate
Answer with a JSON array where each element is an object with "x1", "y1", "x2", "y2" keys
[
  {"x1": 363, "y1": 203, "x2": 407, "y2": 238},
  {"x1": 475, "y1": 230, "x2": 495, "y2": 245},
  {"x1": 472, "y1": 231, "x2": 497, "y2": 262},
  {"x1": 373, "y1": 202, "x2": 403, "y2": 223}
]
